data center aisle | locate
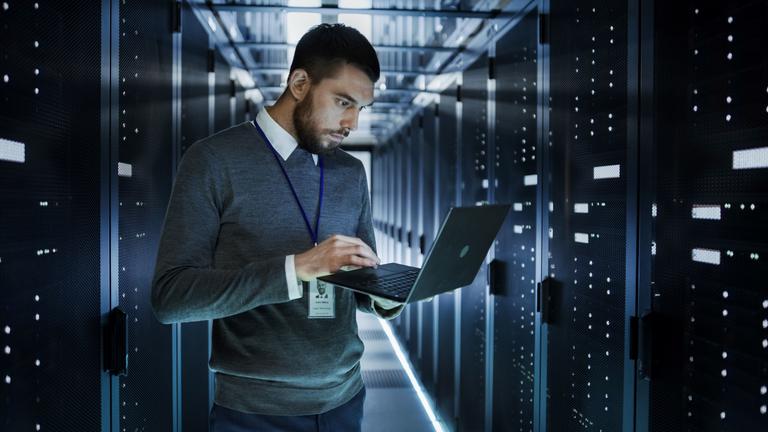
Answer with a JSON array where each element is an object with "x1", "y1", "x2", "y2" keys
[{"x1": 357, "y1": 312, "x2": 437, "y2": 432}]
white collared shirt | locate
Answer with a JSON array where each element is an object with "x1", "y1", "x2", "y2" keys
[
  {"x1": 253, "y1": 107, "x2": 316, "y2": 300},
  {"x1": 254, "y1": 107, "x2": 318, "y2": 166}
]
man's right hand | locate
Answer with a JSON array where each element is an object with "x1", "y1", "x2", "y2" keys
[{"x1": 294, "y1": 234, "x2": 380, "y2": 282}]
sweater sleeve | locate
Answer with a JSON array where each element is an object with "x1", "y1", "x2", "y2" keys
[
  {"x1": 352, "y1": 160, "x2": 405, "y2": 320},
  {"x1": 150, "y1": 141, "x2": 294, "y2": 324}
]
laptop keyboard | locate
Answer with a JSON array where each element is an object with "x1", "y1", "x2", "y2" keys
[{"x1": 359, "y1": 268, "x2": 420, "y2": 298}]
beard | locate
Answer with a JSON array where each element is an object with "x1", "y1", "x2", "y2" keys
[{"x1": 293, "y1": 90, "x2": 344, "y2": 156}]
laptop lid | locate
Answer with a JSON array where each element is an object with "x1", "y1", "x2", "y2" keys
[{"x1": 404, "y1": 204, "x2": 510, "y2": 302}]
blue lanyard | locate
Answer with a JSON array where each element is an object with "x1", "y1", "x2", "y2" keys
[{"x1": 253, "y1": 121, "x2": 324, "y2": 246}]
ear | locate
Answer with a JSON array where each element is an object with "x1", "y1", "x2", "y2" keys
[{"x1": 287, "y1": 69, "x2": 311, "y2": 102}]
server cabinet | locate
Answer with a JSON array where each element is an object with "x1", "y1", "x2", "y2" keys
[
  {"x1": 372, "y1": 149, "x2": 382, "y2": 257},
  {"x1": 642, "y1": 1, "x2": 768, "y2": 431},
  {"x1": 180, "y1": 3, "x2": 213, "y2": 430},
  {"x1": 387, "y1": 143, "x2": 397, "y2": 264},
  {"x1": 380, "y1": 147, "x2": 391, "y2": 263},
  {"x1": 402, "y1": 128, "x2": 414, "y2": 341},
  {"x1": 180, "y1": 2, "x2": 211, "y2": 156},
  {"x1": 117, "y1": 0, "x2": 175, "y2": 429},
  {"x1": 491, "y1": 9, "x2": 539, "y2": 432},
  {"x1": 408, "y1": 114, "x2": 423, "y2": 367},
  {"x1": 234, "y1": 82, "x2": 245, "y2": 124},
  {"x1": 543, "y1": 0, "x2": 634, "y2": 430},
  {"x1": 402, "y1": 127, "x2": 413, "y2": 271},
  {"x1": 457, "y1": 53, "x2": 490, "y2": 432},
  {"x1": 419, "y1": 104, "x2": 439, "y2": 391},
  {"x1": 395, "y1": 132, "x2": 405, "y2": 267},
  {"x1": 435, "y1": 85, "x2": 459, "y2": 431},
  {"x1": 213, "y1": 50, "x2": 231, "y2": 133},
  {"x1": 393, "y1": 133, "x2": 408, "y2": 336},
  {"x1": 0, "y1": 2, "x2": 105, "y2": 430}
]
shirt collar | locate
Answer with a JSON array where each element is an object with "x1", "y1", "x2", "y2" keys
[{"x1": 253, "y1": 107, "x2": 318, "y2": 165}]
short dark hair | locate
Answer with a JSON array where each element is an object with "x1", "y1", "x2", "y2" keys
[{"x1": 290, "y1": 23, "x2": 380, "y2": 84}]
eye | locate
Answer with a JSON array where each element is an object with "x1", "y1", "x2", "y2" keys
[{"x1": 336, "y1": 98, "x2": 350, "y2": 108}]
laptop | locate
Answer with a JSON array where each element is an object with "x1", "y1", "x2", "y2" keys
[{"x1": 318, "y1": 204, "x2": 511, "y2": 304}]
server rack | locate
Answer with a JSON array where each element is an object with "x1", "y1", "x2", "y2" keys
[
  {"x1": 116, "y1": 0, "x2": 177, "y2": 430},
  {"x1": 456, "y1": 53, "x2": 491, "y2": 432},
  {"x1": 491, "y1": 8, "x2": 539, "y2": 432},
  {"x1": 419, "y1": 104, "x2": 439, "y2": 392},
  {"x1": 408, "y1": 114, "x2": 423, "y2": 367},
  {"x1": 179, "y1": 2, "x2": 214, "y2": 430},
  {"x1": 640, "y1": 1, "x2": 768, "y2": 431},
  {"x1": 0, "y1": 1, "x2": 106, "y2": 430}
]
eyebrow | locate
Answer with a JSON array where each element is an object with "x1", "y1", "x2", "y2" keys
[{"x1": 335, "y1": 92, "x2": 373, "y2": 108}]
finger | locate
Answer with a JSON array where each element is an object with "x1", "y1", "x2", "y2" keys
[
  {"x1": 339, "y1": 265, "x2": 362, "y2": 272},
  {"x1": 329, "y1": 235, "x2": 380, "y2": 263},
  {"x1": 371, "y1": 295, "x2": 403, "y2": 310},
  {"x1": 324, "y1": 236, "x2": 359, "y2": 248},
  {"x1": 346, "y1": 254, "x2": 378, "y2": 268},
  {"x1": 334, "y1": 244, "x2": 379, "y2": 265}
]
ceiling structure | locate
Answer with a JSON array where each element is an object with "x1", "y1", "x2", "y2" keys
[{"x1": 190, "y1": 0, "x2": 522, "y2": 145}]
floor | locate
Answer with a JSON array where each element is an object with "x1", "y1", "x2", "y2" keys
[{"x1": 357, "y1": 311, "x2": 439, "y2": 432}]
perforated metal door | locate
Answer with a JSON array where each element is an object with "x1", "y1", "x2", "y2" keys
[
  {"x1": 457, "y1": 53, "x2": 490, "y2": 432},
  {"x1": 544, "y1": 1, "x2": 632, "y2": 430},
  {"x1": 117, "y1": 0, "x2": 175, "y2": 429},
  {"x1": 646, "y1": 1, "x2": 768, "y2": 430},
  {"x1": 492, "y1": 9, "x2": 539, "y2": 432}
]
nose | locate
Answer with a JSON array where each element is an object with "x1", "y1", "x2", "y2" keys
[{"x1": 341, "y1": 109, "x2": 359, "y2": 133}]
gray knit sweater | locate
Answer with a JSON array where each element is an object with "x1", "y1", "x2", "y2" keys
[{"x1": 150, "y1": 121, "x2": 401, "y2": 415}]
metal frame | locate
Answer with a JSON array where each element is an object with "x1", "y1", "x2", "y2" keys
[
  {"x1": 533, "y1": 0, "x2": 550, "y2": 430},
  {"x1": 233, "y1": 41, "x2": 459, "y2": 54},
  {"x1": 249, "y1": 66, "x2": 442, "y2": 77},
  {"x1": 484, "y1": 41, "x2": 496, "y2": 432},
  {"x1": 100, "y1": 0, "x2": 121, "y2": 431},
  {"x1": 256, "y1": 86, "x2": 442, "y2": 96},
  {"x1": 453, "y1": 72, "x2": 463, "y2": 424},
  {"x1": 171, "y1": 2, "x2": 184, "y2": 430},
  {"x1": 624, "y1": 0, "x2": 643, "y2": 430},
  {"x1": 211, "y1": 3, "x2": 519, "y2": 19},
  {"x1": 634, "y1": 0, "x2": 655, "y2": 429},
  {"x1": 204, "y1": 2, "x2": 246, "y2": 69},
  {"x1": 416, "y1": 111, "x2": 425, "y2": 362},
  {"x1": 432, "y1": 101, "x2": 441, "y2": 394}
]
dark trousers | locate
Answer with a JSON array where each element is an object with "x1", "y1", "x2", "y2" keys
[{"x1": 209, "y1": 386, "x2": 366, "y2": 432}]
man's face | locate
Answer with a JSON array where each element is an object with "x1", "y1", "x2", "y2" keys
[{"x1": 293, "y1": 63, "x2": 375, "y2": 155}]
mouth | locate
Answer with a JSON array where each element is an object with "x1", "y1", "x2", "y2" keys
[{"x1": 328, "y1": 133, "x2": 345, "y2": 143}]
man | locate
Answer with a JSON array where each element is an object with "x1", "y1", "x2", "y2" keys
[{"x1": 151, "y1": 23, "x2": 404, "y2": 431}]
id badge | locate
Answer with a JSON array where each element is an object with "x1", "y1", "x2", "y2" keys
[{"x1": 308, "y1": 279, "x2": 335, "y2": 319}]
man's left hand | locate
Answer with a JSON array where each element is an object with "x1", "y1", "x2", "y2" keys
[{"x1": 370, "y1": 294, "x2": 403, "y2": 310}]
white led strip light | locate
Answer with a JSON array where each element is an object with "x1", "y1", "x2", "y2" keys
[
  {"x1": 379, "y1": 318, "x2": 446, "y2": 432},
  {"x1": 692, "y1": 248, "x2": 721, "y2": 265},
  {"x1": 0, "y1": 137, "x2": 25, "y2": 163},
  {"x1": 593, "y1": 164, "x2": 621, "y2": 179},
  {"x1": 691, "y1": 205, "x2": 721, "y2": 220},
  {"x1": 118, "y1": 162, "x2": 133, "y2": 178},
  {"x1": 574, "y1": 232, "x2": 590, "y2": 244},
  {"x1": 574, "y1": 203, "x2": 589, "y2": 214},
  {"x1": 732, "y1": 146, "x2": 768, "y2": 169}
]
